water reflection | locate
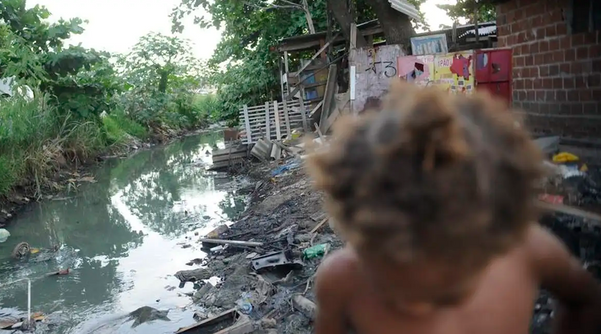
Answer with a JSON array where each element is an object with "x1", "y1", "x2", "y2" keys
[{"x1": 0, "y1": 131, "x2": 248, "y2": 333}]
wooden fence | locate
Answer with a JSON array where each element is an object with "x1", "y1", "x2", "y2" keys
[{"x1": 239, "y1": 100, "x2": 311, "y2": 144}]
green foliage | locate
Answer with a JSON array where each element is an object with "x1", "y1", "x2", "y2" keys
[
  {"x1": 0, "y1": 93, "x2": 60, "y2": 195},
  {"x1": 172, "y1": 0, "x2": 428, "y2": 125},
  {"x1": 172, "y1": 0, "x2": 333, "y2": 125},
  {"x1": 118, "y1": 32, "x2": 206, "y2": 128},
  {"x1": 437, "y1": 0, "x2": 496, "y2": 26},
  {"x1": 0, "y1": 1, "x2": 211, "y2": 198},
  {"x1": 102, "y1": 112, "x2": 149, "y2": 145}
]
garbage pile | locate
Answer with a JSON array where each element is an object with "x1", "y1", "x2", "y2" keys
[
  {"x1": 173, "y1": 153, "x2": 340, "y2": 334},
  {"x1": 531, "y1": 142, "x2": 601, "y2": 334}
]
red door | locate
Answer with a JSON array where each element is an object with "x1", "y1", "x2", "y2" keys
[{"x1": 475, "y1": 49, "x2": 512, "y2": 105}]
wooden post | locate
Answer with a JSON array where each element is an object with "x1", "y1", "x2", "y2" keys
[
  {"x1": 301, "y1": 0, "x2": 315, "y2": 34},
  {"x1": 299, "y1": 96, "x2": 308, "y2": 132},
  {"x1": 274, "y1": 100, "x2": 282, "y2": 140},
  {"x1": 350, "y1": 66, "x2": 356, "y2": 115},
  {"x1": 350, "y1": 23, "x2": 358, "y2": 49},
  {"x1": 279, "y1": 56, "x2": 291, "y2": 138},
  {"x1": 349, "y1": 24, "x2": 358, "y2": 116},
  {"x1": 243, "y1": 105, "x2": 252, "y2": 144},
  {"x1": 283, "y1": 103, "x2": 291, "y2": 138},
  {"x1": 265, "y1": 102, "x2": 271, "y2": 140}
]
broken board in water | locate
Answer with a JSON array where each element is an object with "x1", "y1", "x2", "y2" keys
[{"x1": 175, "y1": 309, "x2": 253, "y2": 334}]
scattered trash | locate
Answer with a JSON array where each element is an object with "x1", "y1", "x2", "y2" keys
[
  {"x1": 303, "y1": 244, "x2": 329, "y2": 259},
  {"x1": 538, "y1": 194, "x2": 564, "y2": 205},
  {"x1": 11, "y1": 242, "x2": 30, "y2": 259},
  {"x1": 292, "y1": 295, "x2": 317, "y2": 320},
  {"x1": 236, "y1": 292, "x2": 253, "y2": 315},
  {"x1": 0, "y1": 318, "x2": 18, "y2": 330},
  {"x1": 0, "y1": 228, "x2": 10, "y2": 243},
  {"x1": 47, "y1": 268, "x2": 70, "y2": 276},
  {"x1": 127, "y1": 306, "x2": 170, "y2": 328},
  {"x1": 174, "y1": 268, "x2": 212, "y2": 284},
  {"x1": 185, "y1": 258, "x2": 204, "y2": 266},
  {"x1": 199, "y1": 238, "x2": 264, "y2": 248},
  {"x1": 270, "y1": 159, "x2": 302, "y2": 177},
  {"x1": 552, "y1": 152, "x2": 579, "y2": 163},
  {"x1": 175, "y1": 309, "x2": 253, "y2": 334},
  {"x1": 250, "y1": 251, "x2": 303, "y2": 273},
  {"x1": 206, "y1": 225, "x2": 230, "y2": 239},
  {"x1": 193, "y1": 282, "x2": 214, "y2": 303},
  {"x1": 210, "y1": 245, "x2": 226, "y2": 254}
]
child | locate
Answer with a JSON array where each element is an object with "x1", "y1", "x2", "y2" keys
[{"x1": 306, "y1": 82, "x2": 601, "y2": 334}]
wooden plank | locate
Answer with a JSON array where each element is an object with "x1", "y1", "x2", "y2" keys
[
  {"x1": 243, "y1": 105, "x2": 252, "y2": 143},
  {"x1": 265, "y1": 101, "x2": 271, "y2": 140},
  {"x1": 299, "y1": 94, "x2": 308, "y2": 132},
  {"x1": 537, "y1": 201, "x2": 601, "y2": 224},
  {"x1": 309, "y1": 100, "x2": 324, "y2": 119},
  {"x1": 323, "y1": 105, "x2": 340, "y2": 134},
  {"x1": 274, "y1": 100, "x2": 282, "y2": 140},
  {"x1": 198, "y1": 238, "x2": 264, "y2": 247},
  {"x1": 350, "y1": 23, "x2": 358, "y2": 49},
  {"x1": 283, "y1": 101, "x2": 291, "y2": 138},
  {"x1": 292, "y1": 34, "x2": 340, "y2": 77},
  {"x1": 280, "y1": 57, "x2": 292, "y2": 138},
  {"x1": 319, "y1": 64, "x2": 338, "y2": 133}
]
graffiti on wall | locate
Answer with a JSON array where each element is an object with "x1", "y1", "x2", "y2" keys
[
  {"x1": 397, "y1": 50, "x2": 475, "y2": 95},
  {"x1": 365, "y1": 48, "x2": 398, "y2": 78},
  {"x1": 352, "y1": 44, "x2": 405, "y2": 113}
]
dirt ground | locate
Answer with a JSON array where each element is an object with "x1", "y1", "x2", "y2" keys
[{"x1": 174, "y1": 155, "x2": 601, "y2": 334}]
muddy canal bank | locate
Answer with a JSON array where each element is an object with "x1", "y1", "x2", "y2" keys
[{"x1": 0, "y1": 125, "x2": 227, "y2": 227}]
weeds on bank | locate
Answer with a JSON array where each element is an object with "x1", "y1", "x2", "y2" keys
[{"x1": 0, "y1": 91, "x2": 220, "y2": 199}]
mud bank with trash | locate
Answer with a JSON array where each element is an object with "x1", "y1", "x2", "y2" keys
[{"x1": 166, "y1": 135, "x2": 601, "y2": 334}]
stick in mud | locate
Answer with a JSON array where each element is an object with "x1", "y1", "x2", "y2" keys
[
  {"x1": 197, "y1": 238, "x2": 264, "y2": 247},
  {"x1": 536, "y1": 200, "x2": 601, "y2": 224}
]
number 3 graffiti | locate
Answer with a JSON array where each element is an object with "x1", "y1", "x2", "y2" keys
[{"x1": 365, "y1": 61, "x2": 397, "y2": 78}]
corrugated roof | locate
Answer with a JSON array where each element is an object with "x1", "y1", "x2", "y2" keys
[
  {"x1": 458, "y1": 25, "x2": 497, "y2": 38},
  {"x1": 389, "y1": 0, "x2": 421, "y2": 21}
]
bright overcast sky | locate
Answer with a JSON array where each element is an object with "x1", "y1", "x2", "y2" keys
[{"x1": 28, "y1": 0, "x2": 455, "y2": 60}]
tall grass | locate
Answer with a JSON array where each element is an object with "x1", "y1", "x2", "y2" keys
[
  {"x1": 0, "y1": 93, "x2": 58, "y2": 195},
  {"x1": 0, "y1": 91, "x2": 215, "y2": 198}
]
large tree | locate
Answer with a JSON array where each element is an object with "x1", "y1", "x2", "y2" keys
[
  {"x1": 171, "y1": 0, "x2": 426, "y2": 125},
  {"x1": 437, "y1": 0, "x2": 496, "y2": 27}
]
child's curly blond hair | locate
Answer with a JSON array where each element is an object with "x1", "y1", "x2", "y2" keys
[{"x1": 307, "y1": 82, "x2": 544, "y2": 270}]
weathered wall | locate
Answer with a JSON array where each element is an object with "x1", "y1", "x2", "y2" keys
[
  {"x1": 350, "y1": 45, "x2": 405, "y2": 113},
  {"x1": 496, "y1": 0, "x2": 601, "y2": 138}
]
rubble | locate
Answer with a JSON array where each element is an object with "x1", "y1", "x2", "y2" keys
[{"x1": 179, "y1": 133, "x2": 601, "y2": 334}]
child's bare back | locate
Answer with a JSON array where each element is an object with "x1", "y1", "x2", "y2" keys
[{"x1": 306, "y1": 83, "x2": 601, "y2": 334}]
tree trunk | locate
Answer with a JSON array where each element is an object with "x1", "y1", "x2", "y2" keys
[
  {"x1": 365, "y1": 0, "x2": 415, "y2": 48},
  {"x1": 327, "y1": 0, "x2": 368, "y2": 48}
]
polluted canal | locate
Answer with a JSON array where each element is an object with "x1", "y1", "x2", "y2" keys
[{"x1": 0, "y1": 132, "x2": 250, "y2": 333}]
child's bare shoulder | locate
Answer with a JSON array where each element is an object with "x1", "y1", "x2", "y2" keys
[{"x1": 315, "y1": 247, "x2": 359, "y2": 298}]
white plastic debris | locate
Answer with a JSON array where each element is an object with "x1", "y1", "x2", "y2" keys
[{"x1": 0, "y1": 228, "x2": 10, "y2": 243}]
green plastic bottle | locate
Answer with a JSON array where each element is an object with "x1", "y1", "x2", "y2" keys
[{"x1": 303, "y1": 244, "x2": 329, "y2": 259}]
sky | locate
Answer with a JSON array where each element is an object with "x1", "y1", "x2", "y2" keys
[{"x1": 28, "y1": 0, "x2": 456, "y2": 60}]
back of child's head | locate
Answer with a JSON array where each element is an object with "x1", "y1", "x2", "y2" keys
[{"x1": 307, "y1": 82, "x2": 544, "y2": 271}]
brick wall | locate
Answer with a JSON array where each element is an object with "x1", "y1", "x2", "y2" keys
[{"x1": 496, "y1": 0, "x2": 601, "y2": 138}]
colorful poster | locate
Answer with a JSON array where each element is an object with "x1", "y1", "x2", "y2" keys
[
  {"x1": 433, "y1": 51, "x2": 475, "y2": 95},
  {"x1": 397, "y1": 55, "x2": 434, "y2": 87}
]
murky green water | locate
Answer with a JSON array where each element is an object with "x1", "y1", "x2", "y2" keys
[{"x1": 0, "y1": 132, "x2": 249, "y2": 333}]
